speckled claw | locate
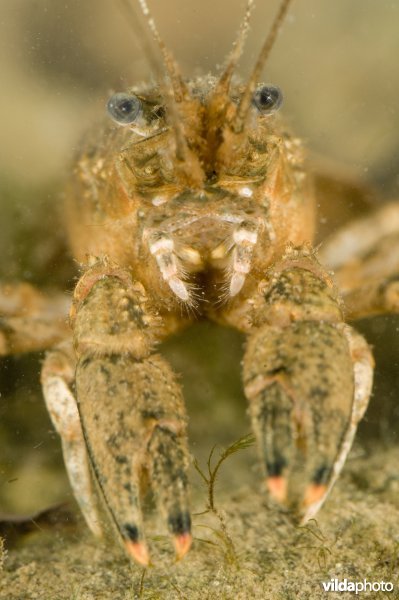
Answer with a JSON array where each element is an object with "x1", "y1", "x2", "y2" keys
[
  {"x1": 244, "y1": 317, "x2": 374, "y2": 518},
  {"x1": 75, "y1": 352, "x2": 192, "y2": 565},
  {"x1": 148, "y1": 425, "x2": 192, "y2": 560},
  {"x1": 68, "y1": 271, "x2": 195, "y2": 566}
]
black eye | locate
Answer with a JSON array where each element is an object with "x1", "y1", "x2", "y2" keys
[
  {"x1": 107, "y1": 92, "x2": 142, "y2": 125},
  {"x1": 252, "y1": 85, "x2": 283, "y2": 115}
]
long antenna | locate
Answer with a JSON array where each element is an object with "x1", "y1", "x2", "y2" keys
[
  {"x1": 216, "y1": 0, "x2": 255, "y2": 94},
  {"x1": 232, "y1": 0, "x2": 294, "y2": 132},
  {"x1": 119, "y1": 0, "x2": 162, "y2": 80}
]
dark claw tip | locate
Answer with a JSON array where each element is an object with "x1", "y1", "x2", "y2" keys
[
  {"x1": 313, "y1": 465, "x2": 331, "y2": 486},
  {"x1": 168, "y1": 512, "x2": 192, "y2": 559},
  {"x1": 122, "y1": 523, "x2": 150, "y2": 566},
  {"x1": 167, "y1": 511, "x2": 191, "y2": 536},
  {"x1": 122, "y1": 523, "x2": 139, "y2": 543},
  {"x1": 266, "y1": 458, "x2": 286, "y2": 477}
]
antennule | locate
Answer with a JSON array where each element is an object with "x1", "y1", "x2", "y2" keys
[
  {"x1": 232, "y1": 0, "x2": 294, "y2": 132},
  {"x1": 119, "y1": 0, "x2": 193, "y2": 169},
  {"x1": 137, "y1": 0, "x2": 187, "y2": 102}
]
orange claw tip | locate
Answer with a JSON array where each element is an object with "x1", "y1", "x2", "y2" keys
[
  {"x1": 266, "y1": 476, "x2": 287, "y2": 503},
  {"x1": 173, "y1": 532, "x2": 193, "y2": 561},
  {"x1": 303, "y1": 483, "x2": 328, "y2": 508},
  {"x1": 124, "y1": 540, "x2": 151, "y2": 567}
]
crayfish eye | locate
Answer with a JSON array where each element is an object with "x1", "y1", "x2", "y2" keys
[
  {"x1": 252, "y1": 85, "x2": 283, "y2": 115},
  {"x1": 106, "y1": 92, "x2": 142, "y2": 125}
]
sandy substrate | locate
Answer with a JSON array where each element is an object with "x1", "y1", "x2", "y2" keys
[{"x1": 1, "y1": 443, "x2": 399, "y2": 599}]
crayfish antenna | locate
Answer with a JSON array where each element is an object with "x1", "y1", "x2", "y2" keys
[
  {"x1": 232, "y1": 0, "x2": 294, "y2": 133},
  {"x1": 119, "y1": 0, "x2": 202, "y2": 179},
  {"x1": 215, "y1": 0, "x2": 255, "y2": 95}
]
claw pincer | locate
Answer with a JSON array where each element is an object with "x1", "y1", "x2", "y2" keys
[
  {"x1": 243, "y1": 256, "x2": 373, "y2": 517},
  {"x1": 72, "y1": 269, "x2": 192, "y2": 564}
]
